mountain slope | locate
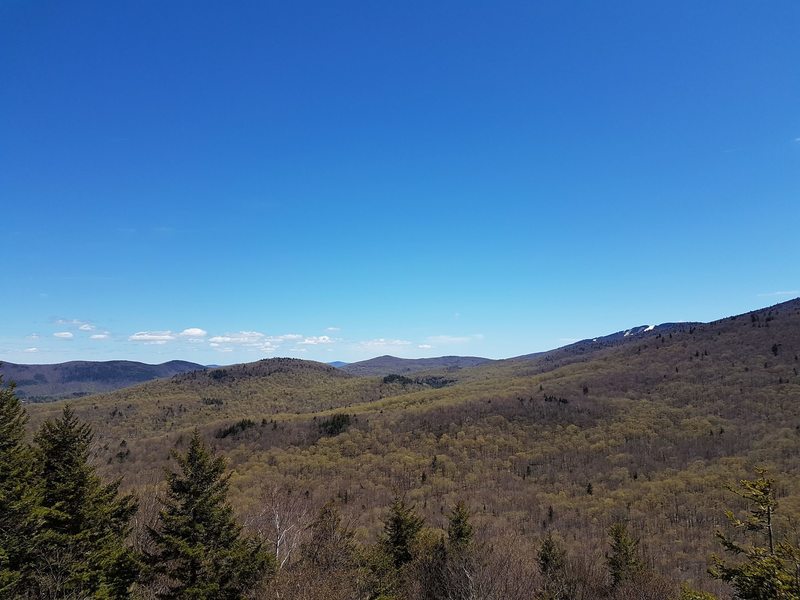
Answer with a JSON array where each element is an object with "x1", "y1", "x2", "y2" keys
[
  {"x1": 0, "y1": 359, "x2": 204, "y2": 402},
  {"x1": 511, "y1": 321, "x2": 697, "y2": 361}
]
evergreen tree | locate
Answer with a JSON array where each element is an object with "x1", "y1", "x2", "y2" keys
[
  {"x1": 538, "y1": 533, "x2": 570, "y2": 600},
  {"x1": 148, "y1": 430, "x2": 272, "y2": 599},
  {"x1": 447, "y1": 501, "x2": 474, "y2": 553},
  {"x1": 381, "y1": 497, "x2": 424, "y2": 568},
  {"x1": 417, "y1": 503, "x2": 476, "y2": 600},
  {"x1": 606, "y1": 520, "x2": 642, "y2": 590},
  {"x1": 709, "y1": 469, "x2": 800, "y2": 599},
  {"x1": 538, "y1": 533, "x2": 566, "y2": 578},
  {"x1": 33, "y1": 405, "x2": 140, "y2": 598},
  {"x1": 0, "y1": 377, "x2": 38, "y2": 596}
]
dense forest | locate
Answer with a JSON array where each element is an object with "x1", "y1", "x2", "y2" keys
[
  {"x1": 4, "y1": 298, "x2": 800, "y2": 598},
  {"x1": 3, "y1": 386, "x2": 799, "y2": 599}
]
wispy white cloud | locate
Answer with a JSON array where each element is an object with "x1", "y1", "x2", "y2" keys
[
  {"x1": 128, "y1": 327, "x2": 208, "y2": 344},
  {"x1": 90, "y1": 333, "x2": 109, "y2": 340},
  {"x1": 426, "y1": 334, "x2": 484, "y2": 345},
  {"x1": 129, "y1": 331, "x2": 176, "y2": 343},
  {"x1": 359, "y1": 338, "x2": 413, "y2": 348},
  {"x1": 265, "y1": 334, "x2": 303, "y2": 343},
  {"x1": 23, "y1": 347, "x2": 38, "y2": 353},
  {"x1": 56, "y1": 318, "x2": 94, "y2": 330},
  {"x1": 209, "y1": 342, "x2": 237, "y2": 354},
  {"x1": 53, "y1": 332, "x2": 74, "y2": 339},
  {"x1": 299, "y1": 335, "x2": 334, "y2": 345},
  {"x1": 207, "y1": 331, "x2": 283, "y2": 354},
  {"x1": 418, "y1": 344, "x2": 433, "y2": 349},
  {"x1": 325, "y1": 326, "x2": 341, "y2": 332},
  {"x1": 26, "y1": 333, "x2": 40, "y2": 341},
  {"x1": 209, "y1": 331, "x2": 265, "y2": 344},
  {"x1": 757, "y1": 290, "x2": 799, "y2": 298}
]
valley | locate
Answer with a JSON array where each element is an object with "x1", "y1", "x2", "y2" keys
[{"x1": 19, "y1": 298, "x2": 800, "y2": 596}]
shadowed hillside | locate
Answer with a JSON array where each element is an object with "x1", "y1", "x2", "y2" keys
[{"x1": 0, "y1": 359, "x2": 204, "y2": 402}]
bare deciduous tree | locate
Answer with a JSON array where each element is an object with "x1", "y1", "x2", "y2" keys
[{"x1": 249, "y1": 486, "x2": 311, "y2": 570}]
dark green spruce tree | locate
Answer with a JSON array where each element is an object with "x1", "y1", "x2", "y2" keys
[
  {"x1": 447, "y1": 501, "x2": 474, "y2": 553},
  {"x1": 0, "y1": 377, "x2": 39, "y2": 596},
  {"x1": 381, "y1": 496, "x2": 424, "y2": 568},
  {"x1": 606, "y1": 520, "x2": 642, "y2": 590},
  {"x1": 147, "y1": 430, "x2": 272, "y2": 599},
  {"x1": 364, "y1": 497, "x2": 425, "y2": 599},
  {"x1": 33, "y1": 405, "x2": 140, "y2": 598},
  {"x1": 429, "y1": 501, "x2": 476, "y2": 600},
  {"x1": 538, "y1": 533, "x2": 570, "y2": 600}
]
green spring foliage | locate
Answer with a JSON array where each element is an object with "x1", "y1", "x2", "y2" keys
[{"x1": 709, "y1": 469, "x2": 800, "y2": 599}]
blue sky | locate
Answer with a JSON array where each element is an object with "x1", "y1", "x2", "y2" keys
[{"x1": 1, "y1": 1, "x2": 798, "y2": 365}]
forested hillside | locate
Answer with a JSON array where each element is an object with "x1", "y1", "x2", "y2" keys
[
  {"x1": 16, "y1": 298, "x2": 800, "y2": 598},
  {"x1": 0, "y1": 359, "x2": 204, "y2": 402}
]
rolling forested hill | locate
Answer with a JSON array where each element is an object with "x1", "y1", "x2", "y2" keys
[
  {"x1": 0, "y1": 359, "x2": 204, "y2": 402},
  {"x1": 24, "y1": 298, "x2": 800, "y2": 595},
  {"x1": 341, "y1": 354, "x2": 495, "y2": 376}
]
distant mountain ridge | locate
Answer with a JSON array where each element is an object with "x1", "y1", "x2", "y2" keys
[
  {"x1": 339, "y1": 323, "x2": 698, "y2": 378},
  {"x1": 7, "y1": 302, "x2": 792, "y2": 401},
  {"x1": 342, "y1": 354, "x2": 494, "y2": 376},
  {"x1": 0, "y1": 359, "x2": 205, "y2": 402}
]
